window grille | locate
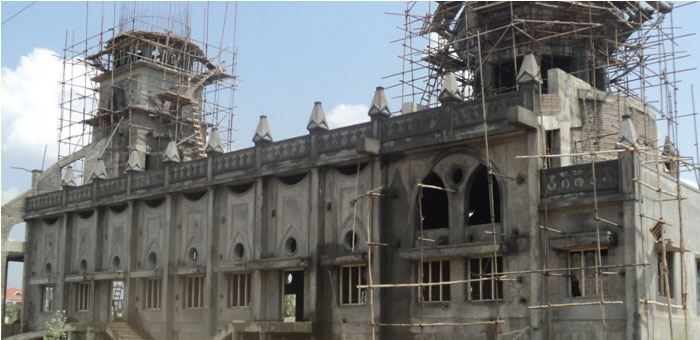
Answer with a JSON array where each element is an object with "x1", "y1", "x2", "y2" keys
[
  {"x1": 468, "y1": 256, "x2": 503, "y2": 301},
  {"x1": 340, "y1": 265, "x2": 367, "y2": 305},
  {"x1": 419, "y1": 260, "x2": 450, "y2": 302}
]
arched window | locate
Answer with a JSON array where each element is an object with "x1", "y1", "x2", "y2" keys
[
  {"x1": 418, "y1": 172, "x2": 449, "y2": 230},
  {"x1": 467, "y1": 165, "x2": 501, "y2": 225}
]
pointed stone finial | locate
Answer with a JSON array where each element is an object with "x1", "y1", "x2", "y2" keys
[
  {"x1": 368, "y1": 86, "x2": 391, "y2": 117},
  {"x1": 438, "y1": 71, "x2": 463, "y2": 103},
  {"x1": 206, "y1": 128, "x2": 224, "y2": 154},
  {"x1": 663, "y1": 135, "x2": 677, "y2": 156},
  {"x1": 617, "y1": 114, "x2": 638, "y2": 148},
  {"x1": 91, "y1": 158, "x2": 108, "y2": 180},
  {"x1": 517, "y1": 54, "x2": 541, "y2": 84},
  {"x1": 126, "y1": 150, "x2": 145, "y2": 172},
  {"x1": 307, "y1": 102, "x2": 329, "y2": 131},
  {"x1": 62, "y1": 166, "x2": 77, "y2": 186},
  {"x1": 163, "y1": 141, "x2": 181, "y2": 163},
  {"x1": 253, "y1": 115, "x2": 273, "y2": 143}
]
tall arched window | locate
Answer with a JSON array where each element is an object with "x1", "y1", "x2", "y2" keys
[
  {"x1": 418, "y1": 172, "x2": 449, "y2": 229},
  {"x1": 467, "y1": 165, "x2": 501, "y2": 225}
]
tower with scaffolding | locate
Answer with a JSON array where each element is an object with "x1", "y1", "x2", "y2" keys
[{"x1": 57, "y1": 2, "x2": 236, "y2": 183}]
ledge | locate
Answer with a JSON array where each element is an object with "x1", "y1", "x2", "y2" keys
[
  {"x1": 399, "y1": 242, "x2": 508, "y2": 260},
  {"x1": 91, "y1": 271, "x2": 126, "y2": 280},
  {"x1": 28, "y1": 278, "x2": 54, "y2": 286},
  {"x1": 130, "y1": 269, "x2": 161, "y2": 278},
  {"x1": 249, "y1": 257, "x2": 309, "y2": 270},
  {"x1": 549, "y1": 231, "x2": 617, "y2": 250},
  {"x1": 64, "y1": 274, "x2": 88, "y2": 283},
  {"x1": 320, "y1": 253, "x2": 367, "y2": 266},
  {"x1": 170, "y1": 265, "x2": 206, "y2": 275}
]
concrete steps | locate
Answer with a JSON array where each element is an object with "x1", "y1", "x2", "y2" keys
[{"x1": 108, "y1": 322, "x2": 152, "y2": 340}]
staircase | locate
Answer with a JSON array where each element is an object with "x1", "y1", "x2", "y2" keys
[{"x1": 107, "y1": 322, "x2": 152, "y2": 340}]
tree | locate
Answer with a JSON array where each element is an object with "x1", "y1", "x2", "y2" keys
[
  {"x1": 283, "y1": 294, "x2": 296, "y2": 318},
  {"x1": 44, "y1": 310, "x2": 67, "y2": 340}
]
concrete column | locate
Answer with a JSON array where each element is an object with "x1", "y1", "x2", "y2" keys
[
  {"x1": 620, "y1": 151, "x2": 641, "y2": 340},
  {"x1": 306, "y1": 168, "x2": 319, "y2": 322},
  {"x1": 205, "y1": 187, "x2": 216, "y2": 336},
  {"x1": 161, "y1": 195, "x2": 174, "y2": 340},
  {"x1": 124, "y1": 201, "x2": 135, "y2": 322}
]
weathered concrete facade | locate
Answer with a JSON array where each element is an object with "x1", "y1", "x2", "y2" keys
[{"x1": 11, "y1": 2, "x2": 700, "y2": 340}]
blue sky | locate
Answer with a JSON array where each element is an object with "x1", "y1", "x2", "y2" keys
[{"x1": 2, "y1": 1, "x2": 699, "y2": 290}]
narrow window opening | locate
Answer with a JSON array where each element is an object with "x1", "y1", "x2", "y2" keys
[
  {"x1": 185, "y1": 275, "x2": 205, "y2": 309},
  {"x1": 658, "y1": 252, "x2": 675, "y2": 298},
  {"x1": 283, "y1": 270, "x2": 304, "y2": 322},
  {"x1": 467, "y1": 165, "x2": 501, "y2": 225},
  {"x1": 145, "y1": 278, "x2": 162, "y2": 310},
  {"x1": 468, "y1": 255, "x2": 503, "y2": 301},
  {"x1": 569, "y1": 249, "x2": 609, "y2": 297},
  {"x1": 419, "y1": 260, "x2": 450, "y2": 302},
  {"x1": 227, "y1": 272, "x2": 251, "y2": 308},
  {"x1": 340, "y1": 265, "x2": 367, "y2": 305},
  {"x1": 418, "y1": 172, "x2": 449, "y2": 230},
  {"x1": 42, "y1": 285, "x2": 55, "y2": 312},
  {"x1": 77, "y1": 282, "x2": 90, "y2": 311},
  {"x1": 111, "y1": 280, "x2": 124, "y2": 319}
]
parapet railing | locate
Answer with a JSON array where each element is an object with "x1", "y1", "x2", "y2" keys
[{"x1": 26, "y1": 92, "x2": 524, "y2": 216}]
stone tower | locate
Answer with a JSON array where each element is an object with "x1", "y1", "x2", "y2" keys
[{"x1": 85, "y1": 21, "x2": 230, "y2": 177}]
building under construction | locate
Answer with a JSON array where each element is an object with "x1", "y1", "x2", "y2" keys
[{"x1": 3, "y1": 1, "x2": 700, "y2": 340}]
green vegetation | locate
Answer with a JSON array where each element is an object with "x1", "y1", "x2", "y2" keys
[
  {"x1": 44, "y1": 310, "x2": 67, "y2": 340},
  {"x1": 4, "y1": 304, "x2": 19, "y2": 324}
]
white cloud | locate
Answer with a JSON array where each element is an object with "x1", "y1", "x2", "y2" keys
[
  {"x1": 2, "y1": 48, "x2": 63, "y2": 166},
  {"x1": 680, "y1": 177, "x2": 699, "y2": 190},
  {"x1": 326, "y1": 104, "x2": 369, "y2": 129},
  {"x1": 2, "y1": 187, "x2": 21, "y2": 204}
]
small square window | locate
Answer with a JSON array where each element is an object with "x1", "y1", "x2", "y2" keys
[{"x1": 340, "y1": 265, "x2": 367, "y2": 305}]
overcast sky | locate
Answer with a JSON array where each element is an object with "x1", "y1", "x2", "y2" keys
[{"x1": 2, "y1": 1, "x2": 699, "y2": 289}]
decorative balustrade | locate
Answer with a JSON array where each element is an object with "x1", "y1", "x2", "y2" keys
[
  {"x1": 382, "y1": 107, "x2": 443, "y2": 141},
  {"x1": 65, "y1": 185, "x2": 93, "y2": 204},
  {"x1": 96, "y1": 177, "x2": 127, "y2": 199},
  {"x1": 262, "y1": 136, "x2": 310, "y2": 164},
  {"x1": 170, "y1": 158, "x2": 208, "y2": 183},
  {"x1": 131, "y1": 169, "x2": 164, "y2": 191},
  {"x1": 26, "y1": 191, "x2": 62, "y2": 212},
  {"x1": 212, "y1": 148, "x2": 255, "y2": 175},
  {"x1": 26, "y1": 92, "x2": 531, "y2": 215}
]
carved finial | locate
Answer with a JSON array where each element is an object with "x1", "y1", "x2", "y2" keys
[
  {"x1": 253, "y1": 115, "x2": 273, "y2": 143},
  {"x1": 368, "y1": 86, "x2": 391, "y2": 117},
  {"x1": 438, "y1": 71, "x2": 463, "y2": 103},
  {"x1": 163, "y1": 141, "x2": 181, "y2": 163},
  {"x1": 307, "y1": 101, "x2": 329, "y2": 131},
  {"x1": 126, "y1": 150, "x2": 145, "y2": 172},
  {"x1": 617, "y1": 114, "x2": 638, "y2": 148},
  {"x1": 517, "y1": 54, "x2": 541, "y2": 85},
  {"x1": 90, "y1": 158, "x2": 108, "y2": 180},
  {"x1": 206, "y1": 128, "x2": 224, "y2": 154},
  {"x1": 62, "y1": 166, "x2": 77, "y2": 186}
]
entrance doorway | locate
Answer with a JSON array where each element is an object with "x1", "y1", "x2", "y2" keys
[
  {"x1": 110, "y1": 280, "x2": 124, "y2": 320},
  {"x1": 283, "y1": 270, "x2": 304, "y2": 322}
]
